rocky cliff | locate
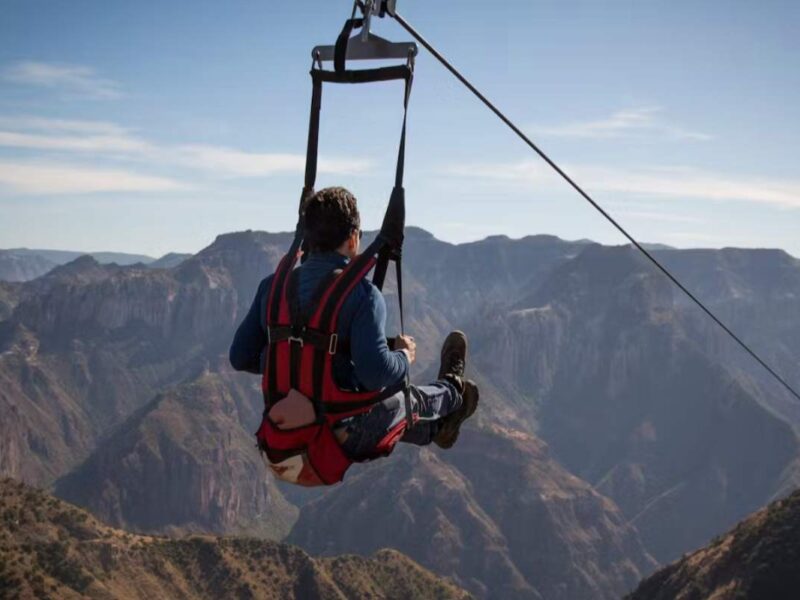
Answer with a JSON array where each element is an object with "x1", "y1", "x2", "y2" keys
[{"x1": 54, "y1": 372, "x2": 296, "y2": 539}]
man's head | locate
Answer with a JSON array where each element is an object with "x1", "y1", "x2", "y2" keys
[{"x1": 303, "y1": 186, "x2": 361, "y2": 258}]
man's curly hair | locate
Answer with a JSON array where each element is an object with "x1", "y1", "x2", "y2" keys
[{"x1": 303, "y1": 187, "x2": 361, "y2": 252}]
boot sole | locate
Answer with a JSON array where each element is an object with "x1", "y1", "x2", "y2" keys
[{"x1": 434, "y1": 380, "x2": 479, "y2": 449}]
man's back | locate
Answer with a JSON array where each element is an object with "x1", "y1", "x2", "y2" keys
[
  {"x1": 230, "y1": 186, "x2": 474, "y2": 475},
  {"x1": 229, "y1": 251, "x2": 408, "y2": 392}
]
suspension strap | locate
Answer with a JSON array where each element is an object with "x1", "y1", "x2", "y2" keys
[{"x1": 301, "y1": 45, "x2": 413, "y2": 336}]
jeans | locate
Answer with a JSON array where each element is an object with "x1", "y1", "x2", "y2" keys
[{"x1": 340, "y1": 380, "x2": 463, "y2": 460}]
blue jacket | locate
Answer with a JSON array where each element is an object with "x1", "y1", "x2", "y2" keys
[{"x1": 229, "y1": 251, "x2": 409, "y2": 391}]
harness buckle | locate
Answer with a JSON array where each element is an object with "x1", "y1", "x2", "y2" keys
[
  {"x1": 288, "y1": 336, "x2": 304, "y2": 348},
  {"x1": 328, "y1": 333, "x2": 338, "y2": 355}
]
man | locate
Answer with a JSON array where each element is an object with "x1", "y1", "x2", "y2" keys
[{"x1": 230, "y1": 186, "x2": 479, "y2": 460}]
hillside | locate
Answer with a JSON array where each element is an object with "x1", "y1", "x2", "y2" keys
[
  {"x1": 0, "y1": 478, "x2": 469, "y2": 600},
  {"x1": 55, "y1": 372, "x2": 297, "y2": 540},
  {"x1": 289, "y1": 426, "x2": 656, "y2": 600},
  {"x1": 627, "y1": 488, "x2": 800, "y2": 600}
]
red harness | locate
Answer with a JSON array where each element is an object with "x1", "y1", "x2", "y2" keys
[
  {"x1": 255, "y1": 18, "x2": 414, "y2": 486},
  {"x1": 255, "y1": 249, "x2": 409, "y2": 486}
]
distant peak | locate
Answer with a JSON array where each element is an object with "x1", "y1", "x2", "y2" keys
[
  {"x1": 55, "y1": 254, "x2": 101, "y2": 271},
  {"x1": 404, "y1": 226, "x2": 435, "y2": 239},
  {"x1": 38, "y1": 254, "x2": 113, "y2": 284},
  {"x1": 197, "y1": 230, "x2": 296, "y2": 258}
]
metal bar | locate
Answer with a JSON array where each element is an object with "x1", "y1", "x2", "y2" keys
[{"x1": 312, "y1": 33, "x2": 417, "y2": 62}]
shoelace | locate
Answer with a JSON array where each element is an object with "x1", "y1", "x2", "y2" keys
[{"x1": 446, "y1": 357, "x2": 465, "y2": 376}]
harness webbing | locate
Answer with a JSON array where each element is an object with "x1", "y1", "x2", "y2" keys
[
  {"x1": 265, "y1": 17, "x2": 414, "y2": 417},
  {"x1": 301, "y1": 18, "x2": 412, "y2": 333}
]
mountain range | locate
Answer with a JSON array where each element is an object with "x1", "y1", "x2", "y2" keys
[
  {"x1": 0, "y1": 248, "x2": 191, "y2": 282},
  {"x1": 1, "y1": 227, "x2": 799, "y2": 598}
]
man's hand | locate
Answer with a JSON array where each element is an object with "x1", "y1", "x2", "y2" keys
[{"x1": 395, "y1": 334, "x2": 417, "y2": 365}]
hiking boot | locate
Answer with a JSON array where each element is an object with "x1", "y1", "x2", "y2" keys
[
  {"x1": 434, "y1": 379, "x2": 479, "y2": 449},
  {"x1": 438, "y1": 330, "x2": 468, "y2": 392}
]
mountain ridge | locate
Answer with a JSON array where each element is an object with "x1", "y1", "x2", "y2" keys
[{"x1": 0, "y1": 477, "x2": 470, "y2": 599}]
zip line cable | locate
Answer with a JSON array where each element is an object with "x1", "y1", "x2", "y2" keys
[{"x1": 391, "y1": 11, "x2": 800, "y2": 404}]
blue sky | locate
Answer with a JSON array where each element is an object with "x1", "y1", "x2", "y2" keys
[{"x1": 1, "y1": 0, "x2": 798, "y2": 257}]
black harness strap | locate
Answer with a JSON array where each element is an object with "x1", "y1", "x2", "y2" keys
[
  {"x1": 315, "y1": 65, "x2": 412, "y2": 84},
  {"x1": 322, "y1": 380, "x2": 408, "y2": 414},
  {"x1": 266, "y1": 236, "x2": 302, "y2": 407},
  {"x1": 284, "y1": 268, "x2": 344, "y2": 394},
  {"x1": 286, "y1": 270, "x2": 303, "y2": 391},
  {"x1": 302, "y1": 77, "x2": 323, "y2": 199},
  {"x1": 372, "y1": 74, "x2": 411, "y2": 334},
  {"x1": 317, "y1": 241, "x2": 382, "y2": 333},
  {"x1": 268, "y1": 325, "x2": 337, "y2": 352},
  {"x1": 333, "y1": 17, "x2": 361, "y2": 74}
]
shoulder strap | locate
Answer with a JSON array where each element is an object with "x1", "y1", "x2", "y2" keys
[
  {"x1": 263, "y1": 245, "x2": 300, "y2": 407},
  {"x1": 287, "y1": 267, "x2": 343, "y2": 331}
]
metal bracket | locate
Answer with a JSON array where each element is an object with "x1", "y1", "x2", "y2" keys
[
  {"x1": 359, "y1": 0, "x2": 398, "y2": 40},
  {"x1": 312, "y1": 0, "x2": 416, "y2": 63},
  {"x1": 361, "y1": 0, "x2": 375, "y2": 42},
  {"x1": 360, "y1": 0, "x2": 399, "y2": 33}
]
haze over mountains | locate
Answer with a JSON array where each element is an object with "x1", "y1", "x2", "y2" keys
[
  {"x1": 1, "y1": 227, "x2": 799, "y2": 598},
  {"x1": 0, "y1": 248, "x2": 191, "y2": 282}
]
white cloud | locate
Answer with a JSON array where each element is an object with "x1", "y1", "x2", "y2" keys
[
  {"x1": 613, "y1": 210, "x2": 704, "y2": 225},
  {"x1": 0, "y1": 130, "x2": 151, "y2": 154},
  {"x1": 0, "y1": 115, "x2": 372, "y2": 179},
  {"x1": 0, "y1": 116, "x2": 128, "y2": 135},
  {"x1": 661, "y1": 231, "x2": 736, "y2": 244},
  {"x1": 171, "y1": 145, "x2": 371, "y2": 177},
  {"x1": 532, "y1": 107, "x2": 712, "y2": 141},
  {"x1": 0, "y1": 160, "x2": 187, "y2": 195},
  {"x1": 2, "y1": 61, "x2": 123, "y2": 99},
  {"x1": 443, "y1": 160, "x2": 800, "y2": 209}
]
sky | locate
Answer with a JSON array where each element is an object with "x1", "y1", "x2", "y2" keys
[{"x1": 0, "y1": 0, "x2": 798, "y2": 258}]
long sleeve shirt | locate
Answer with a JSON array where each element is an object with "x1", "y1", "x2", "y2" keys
[{"x1": 229, "y1": 251, "x2": 409, "y2": 391}]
